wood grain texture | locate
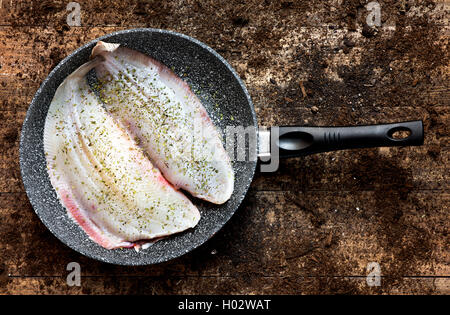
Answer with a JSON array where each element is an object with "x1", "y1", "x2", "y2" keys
[{"x1": 0, "y1": 0, "x2": 448, "y2": 294}]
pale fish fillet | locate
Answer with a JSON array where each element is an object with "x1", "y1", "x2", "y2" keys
[
  {"x1": 43, "y1": 59, "x2": 200, "y2": 250},
  {"x1": 91, "y1": 42, "x2": 234, "y2": 204}
]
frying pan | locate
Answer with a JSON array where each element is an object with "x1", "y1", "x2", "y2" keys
[{"x1": 20, "y1": 28, "x2": 424, "y2": 265}]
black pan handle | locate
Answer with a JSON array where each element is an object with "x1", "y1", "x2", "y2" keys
[{"x1": 276, "y1": 120, "x2": 424, "y2": 158}]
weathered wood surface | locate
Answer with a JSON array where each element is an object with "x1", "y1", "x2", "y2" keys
[{"x1": 0, "y1": 0, "x2": 448, "y2": 294}]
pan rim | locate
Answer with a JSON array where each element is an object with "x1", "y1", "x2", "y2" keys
[{"x1": 19, "y1": 28, "x2": 258, "y2": 265}]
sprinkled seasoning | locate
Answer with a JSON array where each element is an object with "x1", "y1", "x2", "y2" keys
[{"x1": 92, "y1": 44, "x2": 234, "y2": 204}]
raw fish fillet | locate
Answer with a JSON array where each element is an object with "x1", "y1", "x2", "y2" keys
[
  {"x1": 91, "y1": 42, "x2": 234, "y2": 204},
  {"x1": 43, "y1": 59, "x2": 200, "y2": 250}
]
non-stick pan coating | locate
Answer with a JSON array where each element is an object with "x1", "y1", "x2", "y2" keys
[{"x1": 19, "y1": 29, "x2": 257, "y2": 265}]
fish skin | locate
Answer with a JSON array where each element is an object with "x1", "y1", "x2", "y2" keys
[
  {"x1": 43, "y1": 59, "x2": 200, "y2": 250},
  {"x1": 91, "y1": 41, "x2": 234, "y2": 204}
]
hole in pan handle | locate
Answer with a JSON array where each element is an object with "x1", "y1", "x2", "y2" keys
[{"x1": 275, "y1": 120, "x2": 424, "y2": 158}]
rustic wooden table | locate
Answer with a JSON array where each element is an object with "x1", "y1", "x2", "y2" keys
[{"x1": 0, "y1": 1, "x2": 448, "y2": 294}]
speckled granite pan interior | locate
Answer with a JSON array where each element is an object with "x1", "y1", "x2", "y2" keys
[{"x1": 19, "y1": 28, "x2": 257, "y2": 265}]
